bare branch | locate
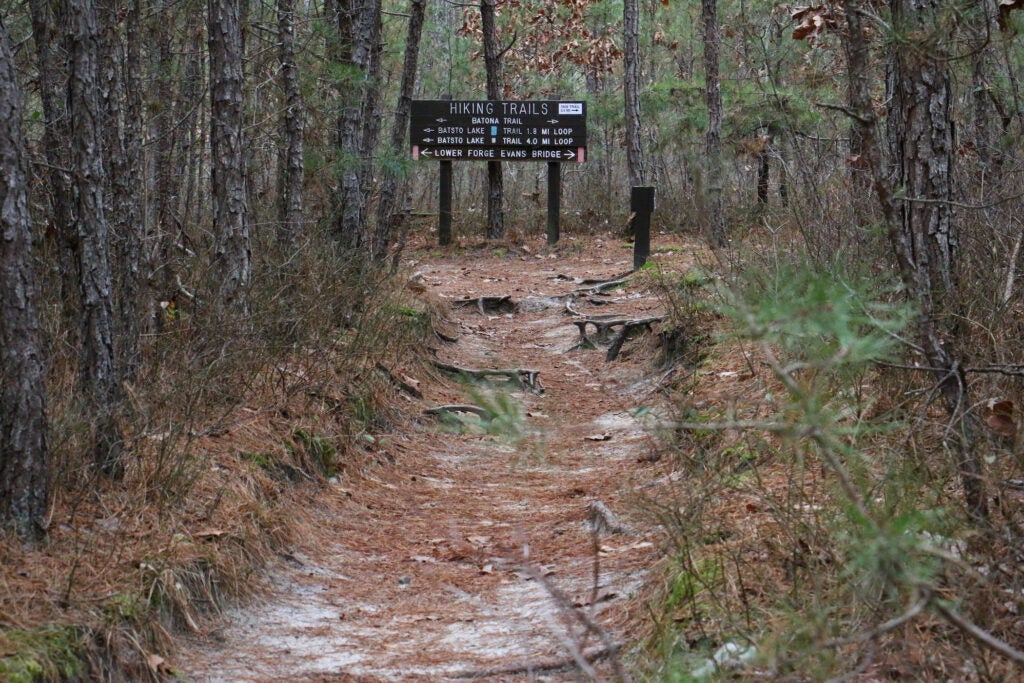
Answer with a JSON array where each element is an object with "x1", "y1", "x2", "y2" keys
[{"x1": 932, "y1": 600, "x2": 1024, "y2": 664}]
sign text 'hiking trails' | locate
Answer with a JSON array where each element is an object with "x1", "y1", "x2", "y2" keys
[{"x1": 410, "y1": 100, "x2": 587, "y2": 163}]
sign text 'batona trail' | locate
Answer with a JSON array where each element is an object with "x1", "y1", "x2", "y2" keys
[{"x1": 410, "y1": 100, "x2": 587, "y2": 163}]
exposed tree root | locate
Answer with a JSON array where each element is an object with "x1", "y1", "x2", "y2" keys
[
  {"x1": 449, "y1": 644, "x2": 622, "y2": 679},
  {"x1": 569, "y1": 315, "x2": 666, "y2": 360},
  {"x1": 422, "y1": 404, "x2": 491, "y2": 418},
  {"x1": 451, "y1": 295, "x2": 516, "y2": 316},
  {"x1": 574, "y1": 277, "x2": 631, "y2": 295},
  {"x1": 433, "y1": 359, "x2": 543, "y2": 393},
  {"x1": 374, "y1": 363, "x2": 423, "y2": 399}
]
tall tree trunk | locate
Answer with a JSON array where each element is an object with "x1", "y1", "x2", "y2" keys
[
  {"x1": 28, "y1": 0, "x2": 80, "y2": 331},
  {"x1": 208, "y1": 0, "x2": 252, "y2": 314},
  {"x1": 98, "y1": 0, "x2": 144, "y2": 381},
  {"x1": 148, "y1": 2, "x2": 180, "y2": 321},
  {"x1": 358, "y1": 0, "x2": 383, "y2": 206},
  {"x1": 481, "y1": 0, "x2": 504, "y2": 239},
  {"x1": 334, "y1": 0, "x2": 381, "y2": 251},
  {"x1": 68, "y1": 0, "x2": 125, "y2": 478},
  {"x1": 702, "y1": 0, "x2": 725, "y2": 247},
  {"x1": 375, "y1": 0, "x2": 426, "y2": 265},
  {"x1": 623, "y1": 0, "x2": 646, "y2": 187},
  {"x1": 277, "y1": 0, "x2": 305, "y2": 252},
  {"x1": 885, "y1": 0, "x2": 987, "y2": 520},
  {"x1": 843, "y1": 0, "x2": 874, "y2": 185},
  {"x1": 0, "y1": 17, "x2": 49, "y2": 539}
]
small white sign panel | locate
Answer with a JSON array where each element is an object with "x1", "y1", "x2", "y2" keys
[{"x1": 558, "y1": 102, "x2": 584, "y2": 116}]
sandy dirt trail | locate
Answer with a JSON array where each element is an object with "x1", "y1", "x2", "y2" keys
[{"x1": 180, "y1": 240, "x2": 685, "y2": 682}]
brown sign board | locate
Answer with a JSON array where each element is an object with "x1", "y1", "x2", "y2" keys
[{"x1": 410, "y1": 100, "x2": 587, "y2": 163}]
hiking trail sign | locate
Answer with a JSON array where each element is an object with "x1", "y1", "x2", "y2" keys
[{"x1": 410, "y1": 100, "x2": 587, "y2": 163}]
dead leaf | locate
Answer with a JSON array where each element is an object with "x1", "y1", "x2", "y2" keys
[
  {"x1": 585, "y1": 433, "x2": 612, "y2": 442},
  {"x1": 147, "y1": 654, "x2": 167, "y2": 673},
  {"x1": 984, "y1": 398, "x2": 1017, "y2": 439}
]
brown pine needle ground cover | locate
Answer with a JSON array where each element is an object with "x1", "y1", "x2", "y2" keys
[
  {"x1": 1, "y1": 233, "x2": 697, "y2": 681},
  {"x1": 176, "y1": 233, "x2": 697, "y2": 681}
]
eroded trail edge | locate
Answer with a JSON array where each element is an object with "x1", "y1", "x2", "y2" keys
[{"x1": 182, "y1": 245, "x2": 683, "y2": 682}]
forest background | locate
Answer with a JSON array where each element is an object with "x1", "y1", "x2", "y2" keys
[{"x1": 4, "y1": 0, "x2": 1024, "y2": 680}]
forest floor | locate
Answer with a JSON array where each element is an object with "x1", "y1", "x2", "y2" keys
[{"x1": 177, "y1": 233, "x2": 699, "y2": 682}]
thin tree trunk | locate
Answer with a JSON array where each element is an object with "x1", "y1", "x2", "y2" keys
[
  {"x1": 757, "y1": 131, "x2": 770, "y2": 205},
  {"x1": 481, "y1": 0, "x2": 504, "y2": 239},
  {"x1": 208, "y1": 0, "x2": 252, "y2": 314},
  {"x1": 623, "y1": 0, "x2": 646, "y2": 188},
  {"x1": 0, "y1": 16, "x2": 49, "y2": 539},
  {"x1": 375, "y1": 0, "x2": 426, "y2": 265},
  {"x1": 277, "y1": 0, "x2": 305, "y2": 252},
  {"x1": 68, "y1": 0, "x2": 125, "y2": 478},
  {"x1": 358, "y1": 0, "x2": 383, "y2": 205},
  {"x1": 702, "y1": 0, "x2": 725, "y2": 247}
]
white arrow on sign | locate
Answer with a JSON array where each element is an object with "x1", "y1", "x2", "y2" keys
[
  {"x1": 565, "y1": 150, "x2": 576, "y2": 159},
  {"x1": 421, "y1": 149, "x2": 434, "y2": 158},
  {"x1": 435, "y1": 118, "x2": 447, "y2": 123},
  {"x1": 547, "y1": 119, "x2": 560, "y2": 124}
]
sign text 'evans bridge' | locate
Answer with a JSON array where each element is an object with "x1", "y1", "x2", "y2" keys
[{"x1": 410, "y1": 100, "x2": 587, "y2": 163}]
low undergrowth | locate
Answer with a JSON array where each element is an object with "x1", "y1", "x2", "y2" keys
[
  {"x1": 643, "y1": 248, "x2": 1024, "y2": 680},
  {"x1": 0, "y1": 238, "x2": 437, "y2": 681}
]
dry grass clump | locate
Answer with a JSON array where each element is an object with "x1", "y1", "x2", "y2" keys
[{"x1": 0, "y1": 239, "x2": 438, "y2": 681}]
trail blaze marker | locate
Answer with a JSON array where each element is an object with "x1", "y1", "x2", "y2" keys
[{"x1": 411, "y1": 100, "x2": 588, "y2": 246}]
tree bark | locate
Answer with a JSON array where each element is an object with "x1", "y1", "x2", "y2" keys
[
  {"x1": 481, "y1": 0, "x2": 504, "y2": 239},
  {"x1": 68, "y1": 0, "x2": 125, "y2": 477},
  {"x1": 702, "y1": 0, "x2": 725, "y2": 247},
  {"x1": 277, "y1": 0, "x2": 305, "y2": 252},
  {"x1": 623, "y1": 0, "x2": 646, "y2": 188},
  {"x1": 0, "y1": 17, "x2": 49, "y2": 539},
  {"x1": 98, "y1": 0, "x2": 144, "y2": 381},
  {"x1": 334, "y1": 0, "x2": 382, "y2": 251},
  {"x1": 208, "y1": 0, "x2": 252, "y2": 314},
  {"x1": 28, "y1": 0, "x2": 80, "y2": 330},
  {"x1": 886, "y1": 0, "x2": 987, "y2": 520},
  {"x1": 375, "y1": 0, "x2": 426, "y2": 264}
]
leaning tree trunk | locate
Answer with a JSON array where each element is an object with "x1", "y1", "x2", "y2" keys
[
  {"x1": 68, "y1": 0, "x2": 125, "y2": 478},
  {"x1": 623, "y1": 0, "x2": 646, "y2": 188},
  {"x1": 208, "y1": 0, "x2": 252, "y2": 315},
  {"x1": 702, "y1": 0, "x2": 725, "y2": 247},
  {"x1": 481, "y1": 0, "x2": 504, "y2": 239},
  {"x1": 0, "y1": 17, "x2": 49, "y2": 539},
  {"x1": 375, "y1": 0, "x2": 426, "y2": 265},
  {"x1": 276, "y1": 0, "x2": 305, "y2": 252},
  {"x1": 886, "y1": 0, "x2": 987, "y2": 520}
]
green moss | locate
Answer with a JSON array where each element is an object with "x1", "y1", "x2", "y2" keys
[{"x1": 0, "y1": 625, "x2": 85, "y2": 683}]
